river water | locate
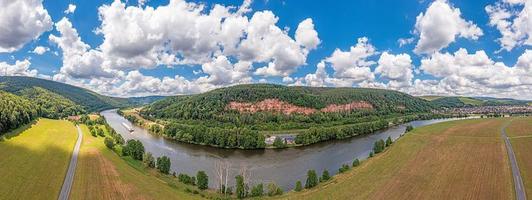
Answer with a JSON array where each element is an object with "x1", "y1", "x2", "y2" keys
[{"x1": 101, "y1": 109, "x2": 465, "y2": 190}]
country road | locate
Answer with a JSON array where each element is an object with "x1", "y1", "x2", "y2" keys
[
  {"x1": 58, "y1": 125, "x2": 83, "y2": 200},
  {"x1": 501, "y1": 121, "x2": 527, "y2": 200}
]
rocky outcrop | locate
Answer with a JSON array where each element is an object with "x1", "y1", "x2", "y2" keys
[{"x1": 226, "y1": 98, "x2": 373, "y2": 115}]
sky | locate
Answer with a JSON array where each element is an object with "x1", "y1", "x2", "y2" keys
[{"x1": 0, "y1": 0, "x2": 531, "y2": 99}]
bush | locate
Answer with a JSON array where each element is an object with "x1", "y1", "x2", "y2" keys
[
  {"x1": 352, "y1": 159, "x2": 360, "y2": 167},
  {"x1": 156, "y1": 156, "x2": 171, "y2": 174},
  {"x1": 305, "y1": 170, "x2": 318, "y2": 188},
  {"x1": 251, "y1": 183, "x2": 263, "y2": 197},
  {"x1": 122, "y1": 139, "x2": 145, "y2": 160},
  {"x1": 272, "y1": 137, "x2": 286, "y2": 148},
  {"x1": 142, "y1": 152, "x2": 155, "y2": 168},
  {"x1": 386, "y1": 136, "x2": 393, "y2": 147},
  {"x1": 320, "y1": 169, "x2": 330, "y2": 182},
  {"x1": 338, "y1": 164, "x2": 350, "y2": 173},
  {"x1": 267, "y1": 183, "x2": 283, "y2": 196},
  {"x1": 235, "y1": 175, "x2": 247, "y2": 199},
  {"x1": 178, "y1": 174, "x2": 196, "y2": 185},
  {"x1": 196, "y1": 171, "x2": 208, "y2": 190},
  {"x1": 406, "y1": 125, "x2": 414, "y2": 132},
  {"x1": 373, "y1": 139, "x2": 385, "y2": 154},
  {"x1": 369, "y1": 151, "x2": 374, "y2": 157},
  {"x1": 104, "y1": 137, "x2": 114, "y2": 149},
  {"x1": 294, "y1": 180, "x2": 302, "y2": 192},
  {"x1": 97, "y1": 127, "x2": 105, "y2": 137}
]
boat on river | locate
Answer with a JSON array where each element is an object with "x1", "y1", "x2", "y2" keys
[{"x1": 122, "y1": 122, "x2": 134, "y2": 132}]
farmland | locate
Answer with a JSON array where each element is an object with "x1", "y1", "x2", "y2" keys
[
  {"x1": 0, "y1": 119, "x2": 78, "y2": 199},
  {"x1": 281, "y1": 118, "x2": 514, "y2": 199},
  {"x1": 508, "y1": 117, "x2": 532, "y2": 198}
]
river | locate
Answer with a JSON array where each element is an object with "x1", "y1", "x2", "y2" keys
[{"x1": 101, "y1": 109, "x2": 467, "y2": 190}]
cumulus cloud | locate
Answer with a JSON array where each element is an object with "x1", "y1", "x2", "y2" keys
[
  {"x1": 374, "y1": 52, "x2": 414, "y2": 88},
  {"x1": 414, "y1": 0, "x2": 483, "y2": 54},
  {"x1": 295, "y1": 18, "x2": 321, "y2": 50},
  {"x1": 0, "y1": 0, "x2": 53, "y2": 52},
  {"x1": 32, "y1": 46, "x2": 49, "y2": 55},
  {"x1": 0, "y1": 59, "x2": 38, "y2": 77},
  {"x1": 64, "y1": 4, "x2": 76, "y2": 14},
  {"x1": 49, "y1": 18, "x2": 117, "y2": 79},
  {"x1": 486, "y1": 0, "x2": 532, "y2": 51},
  {"x1": 324, "y1": 37, "x2": 376, "y2": 84}
]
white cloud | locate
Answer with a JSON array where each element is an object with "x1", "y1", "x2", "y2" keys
[
  {"x1": 197, "y1": 56, "x2": 252, "y2": 85},
  {"x1": 295, "y1": 18, "x2": 321, "y2": 50},
  {"x1": 64, "y1": 4, "x2": 76, "y2": 14},
  {"x1": 375, "y1": 52, "x2": 414, "y2": 88},
  {"x1": 324, "y1": 37, "x2": 376, "y2": 84},
  {"x1": 0, "y1": 59, "x2": 38, "y2": 77},
  {"x1": 486, "y1": 0, "x2": 532, "y2": 51},
  {"x1": 0, "y1": 0, "x2": 52, "y2": 52},
  {"x1": 49, "y1": 18, "x2": 117, "y2": 79},
  {"x1": 32, "y1": 46, "x2": 49, "y2": 55},
  {"x1": 398, "y1": 37, "x2": 414, "y2": 47},
  {"x1": 414, "y1": 0, "x2": 483, "y2": 54}
]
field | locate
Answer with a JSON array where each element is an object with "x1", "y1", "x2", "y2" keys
[
  {"x1": 69, "y1": 124, "x2": 212, "y2": 199},
  {"x1": 0, "y1": 119, "x2": 78, "y2": 200},
  {"x1": 508, "y1": 117, "x2": 532, "y2": 198},
  {"x1": 458, "y1": 97, "x2": 483, "y2": 106},
  {"x1": 281, "y1": 118, "x2": 514, "y2": 200}
]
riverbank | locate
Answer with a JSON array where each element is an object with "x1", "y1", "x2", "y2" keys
[{"x1": 278, "y1": 118, "x2": 515, "y2": 199}]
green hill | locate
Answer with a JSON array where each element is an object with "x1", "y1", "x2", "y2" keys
[
  {"x1": 142, "y1": 84, "x2": 435, "y2": 120},
  {"x1": 427, "y1": 96, "x2": 529, "y2": 108},
  {"x1": 0, "y1": 91, "x2": 39, "y2": 133},
  {"x1": 18, "y1": 87, "x2": 85, "y2": 119},
  {"x1": 0, "y1": 76, "x2": 163, "y2": 112}
]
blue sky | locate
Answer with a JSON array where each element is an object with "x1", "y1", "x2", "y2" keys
[{"x1": 0, "y1": 0, "x2": 531, "y2": 99}]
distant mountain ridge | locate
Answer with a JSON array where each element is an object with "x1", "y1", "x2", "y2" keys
[
  {"x1": 0, "y1": 76, "x2": 163, "y2": 112},
  {"x1": 419, "y1": 95, "x2": 530, "y2": 108}
]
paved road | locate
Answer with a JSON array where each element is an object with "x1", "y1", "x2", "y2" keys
[
  {"x1": 58, "y1": 125, "x2": 83, "y2": 200},
  {"x1": 501, "y1": 121, "x2": 527, "y2": 200}
]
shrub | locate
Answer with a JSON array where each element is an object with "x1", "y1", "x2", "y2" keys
[
  {"x1": 320, "y1": 169, "x2": 330, "y2": 182},
  {"x1": 142, "y1": 152, "x2": 155, "y2": 168},
  {"x1": 406, "y1": 125, "x2": 414, "y2": 132},
  {"x1": 251, "y1": 183, "x2": 263, "y2": 197},
  {"x1": 305, "y1": 170, "x2": 318, "y2": 188},
  {"x1": 373, "y1": 139, "x2": 385, "y2": 154},
  {"x1": 156, "y1": 156, "x2": 171, "y2": 174},
  {"x1": 235, "y1": 175, "x2": 247, "y2": 199},
  {"x1": 267, "y1": 183, "x2": 283, "y2": 196},
  {"x1": 338, "y1": 164, "x2": 350, "y2": 173},
  {"x1": 273, "y1": 137, "x2": 286, "y2": 148},
  {"x1": 196, "y1": 171, "x2": 208, "y2": 190},
  {"x1": 352, "y1": 159, "x2": 360, "y2": 167},
  {"x1": 294, "y1": 181, "x2": 303, "y2": 192},
  {"x1": 385, "y1": 136, "x2": 393, "y2": 147},
  {"x1": 122, "y1": 139, "x2": 145, "y2": 160},
  {"x1": 178, "y1": 174, "x2": 196, "y2": 185},
  {"x1": 104, "y1": 137, "x2": 114, "y2": 149}
]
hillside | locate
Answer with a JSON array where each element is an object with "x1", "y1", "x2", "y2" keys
[
  {"x1": 0, "y1": 76, "x2": 163, "y2": 112},
  {"x1": 142, "y1": 84, "x2": 435, "y2": 121},
  {"x1": 0, "y1": 91, "x2": 39, "y2": 133},
  {"x1": 424, "y1": 96, "x2": 530, "y2": 108},
  {"x1": 19, "y1": 87, "x2": 85, "y2": 119}
]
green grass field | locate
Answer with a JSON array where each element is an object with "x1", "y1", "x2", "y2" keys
[
  {"x1": 279, "y1": 118, "x2": 514, "y2": 200},
  {"x1": 458, "y1": 97, "x2": 484, "y2": 106},
  {"x1": 418, "y1": 95, "x2": 444, "y2": 101},
  {"x1": 0, "y1": 119, "x2": 78, "y2": 200},
  {"x1": 70, "y1": 124, "x2": 218, "y2": 199},
  {"x1": 508, "y1": 117, "x2": 532, "y2": 198}
]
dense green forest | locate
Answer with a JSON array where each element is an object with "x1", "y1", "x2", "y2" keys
[
  {"x1": 0, "y1": 91, "x2": 39, "y2": 133},
  {"x1": 141, "y1": 84, "x2": 435, "y2": 121},
  {"x1": 19, "y1": 87, "x2": 85, "y2": 119},
  {"x1": 426, "y1": 96, "x2": 529, "y2": 108}
]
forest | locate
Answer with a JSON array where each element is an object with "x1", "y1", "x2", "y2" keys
[{"x1": 0, "y1": 91, "x2": 39, "y2": 134}]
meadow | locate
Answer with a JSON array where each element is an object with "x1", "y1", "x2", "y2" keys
[
  {"x1": 0, "y1": 119, "x2": 78, "y2": 200},
  {"x1": 508, "y1": 117, "x2": 532, "y2": 198},
  {"x1": 280, "y1": 118, "x2": 514, "y2": 200}
]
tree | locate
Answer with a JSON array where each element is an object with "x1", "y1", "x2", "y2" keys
[
  {"x1": 235, "y1": 175, "x2": 247, "y2": 199},
  {"x1": 251, "y1": 183, "x2": 263, "y2": 197},
  {"x1": 320, "y1": 169, "x2": 330, "y2": 182},
  {"x1": 305, "y1": 170, "x2": 318, "y2": 188},
  {"x1": 352, "y1": 159, "x2": 360, "y2": 167},
  {"x1": 385, "y1": 136, "x2": 393, "y2": 147},
  {"x1": 104, "y1": 137, "x2": 115, "y2": 149},
  {"x1": 123, "y1": 139, "x2": 145, "y2": 160},
  {"x1": 294, "y1": 181, "x2": 303, "y2": 192},
  {"x1": 196, "y1": 171, "x2": 209, "y2": 190},
  {"x1": 273, "y1": 137, "x2": 286, "y2": 148},
  {"x1": 178, "y1": 173, "x2": 196, "y2": 185},
  {"x1": 267, "y1": 182, "x2": 283, "y2": 196},
  {"x1": 156, "y1": 156, "x2": 171, "y2": 174},
  {"x1": 369, "y1": 151, "x2": 374, "y2": 157},
  {"x1": 338, "y1": 164, "x2": 350, "y2": 173},
  {"x1": 406, "y1": 125, "x2": 414, "y2": 132},
  {"x1": 373, "y1": 139, "x2": 385, "y2": 154},
  {"x1": 142, "y1": 152, "x2": 155, "y2": 168}
]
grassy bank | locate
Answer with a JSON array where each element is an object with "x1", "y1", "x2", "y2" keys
[
  {"x1": 508, "y1": 117, "x2": 532, "y2": 198},
  {"x1": 279, "y1": 118, "x2": 514, "y2": 199},
  {"x1": 70, "y1": 124, "x2": 222, "y2": 199},
  {"x1": 0, "y1": 119, "x2": 78, "y2": 199}
]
